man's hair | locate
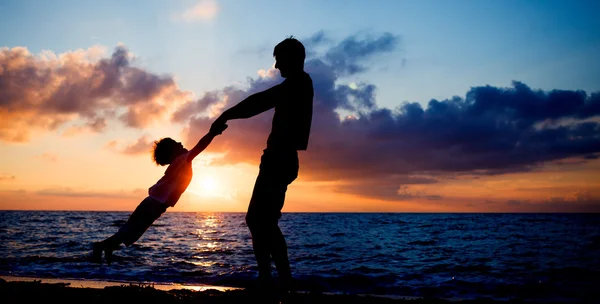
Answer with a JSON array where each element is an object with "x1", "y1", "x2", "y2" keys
[
  {"x1": 152, "y1": 137, "x2": 177, "y2": 166},
  {"x1": 273, "y1": 35, "x2": 305, "y2": 63}
]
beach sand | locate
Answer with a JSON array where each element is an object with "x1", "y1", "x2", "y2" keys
[{"x1": 0, "y1": 275, "x2": 535, "y2": 304}]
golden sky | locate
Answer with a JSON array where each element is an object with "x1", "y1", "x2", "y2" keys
[{"x1": 1, "y1": 34, "x2": 599, "y2": 212}]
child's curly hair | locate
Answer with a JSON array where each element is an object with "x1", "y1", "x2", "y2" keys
[{"x1": 152, "y1": 138, "x2": 178, "y2": 166}]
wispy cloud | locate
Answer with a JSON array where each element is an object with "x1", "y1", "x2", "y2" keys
[
  {"x1": 0, "y1": 174, "x2": 16, "y2": 182},
  {"x1": 503, "y1": 192, "x2": 600, "y2": 212},
  {"x1": 36, "y1": 187, "x2": 141, "y2": 199},
  {"x1": 36, "y1": 153, "x2": 58, "y2": 163},
  {"x1": 176, "y1": 0, "x2": 219, "y2": 22}
]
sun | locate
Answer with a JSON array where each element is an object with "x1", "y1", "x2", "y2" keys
[
  {"x1": 187, "y1": 167, "x2": 237, "y2": 200},
  {"x1": 200, "y1": 177, "x2": 218, "y2": 193}
]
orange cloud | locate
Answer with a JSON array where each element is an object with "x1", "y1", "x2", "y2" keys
[
  {"x1": 36, "y1": 153, "x2": 58, "y2": 163},
  {"x1": 0, "y1": 45, "x2": 191, "y2": 142},
  {"x1": 0, "y1": 174, "x2": 16, "y2": 182},
  {"x1": 0, "y1": 189, "x2": 144, "y2": 211},
  {"x1": 105, "y1": 135, "x2": 154, "y2": 156},
  {"x1": 177, "y1": 0, "x2": 219, "y2": 22},
  {"x1": 36, "y1": 187, "x2": 141, "y2": 199}
]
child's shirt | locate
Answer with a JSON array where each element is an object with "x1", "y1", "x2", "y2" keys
[{"x1": 148, "y1": 152, "x2": 193, "y2": 207}]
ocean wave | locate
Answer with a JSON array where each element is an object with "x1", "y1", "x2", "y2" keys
[{"x1": 1, "y1": 211, "x2": 599, "y2": 302}]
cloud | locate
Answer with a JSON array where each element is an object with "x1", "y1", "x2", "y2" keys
[
  {"x1": 36, "y1": 187, "x2": 141, "y2": 199},
  {"x1": 36, "y1": 153, "x2": 58, "y2": 163},
  {"x1": 105, "y1": 135, "x2": 154, "y2": 156},
  {"x1": 4, "y1": 31, "x2": 599, "y2": 202},
  {"x1": 177, "y1": 0, "x2": 219, "y2": 22},
  {"x1": 303, "y1": 31, "x2": 333, "y2": 48},
  {"x1": 503, "y1": 191, "x2": 600, "y2": 212},
  {"x1": 0, "y1": 174, "x2": 16, "y2": 182},
  {"x1": 174, "y1": 31, "x2": 600, "y2": 201},
  {"x1": 333, "y1": 176, "x2": 441, "y2": 201},
  {"x1": 0, "y1": 45, "x2": 191, "y2": 142},
  {"x1": 325, "y1": 32, "x2": 400, "y2": 76}
]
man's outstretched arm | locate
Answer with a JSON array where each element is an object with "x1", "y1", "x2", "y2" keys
[{"x1": 214, "y1": 84, "x2": 281, "y2": 125}]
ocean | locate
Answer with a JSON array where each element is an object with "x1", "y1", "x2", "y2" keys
[{"x1": 1, "y1": 211, "x2": 599, "y2": 302}]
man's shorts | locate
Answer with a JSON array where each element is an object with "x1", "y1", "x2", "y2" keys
[
  {"x1": 116, "y1": 196, "x2": 168, "y2": 246},
  {"x1": 247, "y1": 149, "x2": 299, "y2": 224}
]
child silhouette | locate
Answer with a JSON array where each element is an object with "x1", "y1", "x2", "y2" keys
[{"x1": 92, "y1": 123, "x2": 227, "y2": 264}]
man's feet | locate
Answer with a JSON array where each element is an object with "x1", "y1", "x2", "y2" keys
[
  {"x1": 104, "y1": 247, "x2": 114, "y2": 265},
  {"x1": 279, "y1": 276, "x2": 294, "y2": 303},
  {"x1": 248, "y1": 283, "x2": 278, "y2": 304},
  {"x1": 92, "y1": 242, "x2": 103, "y2": 263}
]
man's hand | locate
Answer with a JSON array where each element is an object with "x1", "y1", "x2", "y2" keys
[
  {"x1": 210, "y1": 121, "x2": 228, "y2": 136},
  {"x1": 213, "y1": 114, "x2": 228, "y2": 127},
  {"x1": 210, "y1": 115, "x2": 228, "y2": 134}
]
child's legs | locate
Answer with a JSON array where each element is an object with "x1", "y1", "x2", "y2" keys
[{"x1": 104, "y1": 197, "x2": 167, "y2": 249}]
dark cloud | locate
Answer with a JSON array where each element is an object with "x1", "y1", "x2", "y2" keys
[
  {"x1": 302, "y1": 30, "x2": 334, "y2": 58},
  {"x1": 0, "y1": 45, "x2": 189, "y2": 142},
  {"x1": 177, "y1": 31, "x2": 600, "y2": 201},
  {"x1": 503, "y1": 194, "x2": 600, "y2": 213},
  {"x1": 584, "y1": 154, "x2": 599, "y2": 160},
  {"x1": 333, "y1": 176, "x2": 441, "y2": 201},
  {"x1": 235, "y1": 31, "x2": 333, "y2": 59},
  {"x1": 303, "y1": 30, "x2": 331, "y2": 47},
  {"x1": 324, "y1": 32, "x2": 400, "y2": 76}
]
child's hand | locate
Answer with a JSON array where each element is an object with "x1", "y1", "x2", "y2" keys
[{"x1": 210, "y1": 123, "x2": 228, "y2": 135}]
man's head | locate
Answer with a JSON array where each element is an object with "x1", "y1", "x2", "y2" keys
[
  {"x1": 152, "y1": 137, "x2": 187, "y2": 166},
  {"x1": 273, "y1": 36, "x2": 305, "y2": 78}
]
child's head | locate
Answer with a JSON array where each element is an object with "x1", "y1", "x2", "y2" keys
[{"x1": 152, "y1": 138, "x2": 186, "y2": 166}]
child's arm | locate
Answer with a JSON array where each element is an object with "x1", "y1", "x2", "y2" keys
[{"x1": 186, "y1": 124, "x2": 227, "y2": 162}]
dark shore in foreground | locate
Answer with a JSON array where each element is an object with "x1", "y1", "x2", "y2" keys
[{"x1": 3, "y1": 278, "x2": 592, "y2": 304}]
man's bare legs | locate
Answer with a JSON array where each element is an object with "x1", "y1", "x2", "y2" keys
[
  {"x1": 245, "y1": 151, "x2": 298, "y2": 303},
  {"x1": 246, "y1": 215, "x2": 292, "y2": 284},
  {"x1": 271, "y1": 224, "x2": 292, "y2": 289}
]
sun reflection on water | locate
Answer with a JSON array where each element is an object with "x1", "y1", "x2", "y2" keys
[{"x1": 193, "y1": 213, "x2": 229, "y2": 252}]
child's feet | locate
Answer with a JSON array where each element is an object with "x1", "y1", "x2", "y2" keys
[{"x1": 92, "y1": 242, "x2": 103, "y2": 263}]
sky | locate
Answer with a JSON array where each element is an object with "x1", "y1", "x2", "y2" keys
[{"x1": 1, "y1": 0, "x2": 599, "y2": 212}]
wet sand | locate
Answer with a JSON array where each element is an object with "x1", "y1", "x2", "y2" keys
[{"x1": 0, "y1": 275, "x2": 537, "y2": 304}]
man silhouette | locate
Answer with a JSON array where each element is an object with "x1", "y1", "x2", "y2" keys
[{"x1": 211, "y1": 36, "x2": 313, "y2": 297}]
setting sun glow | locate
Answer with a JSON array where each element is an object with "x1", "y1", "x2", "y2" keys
[
  {"x1": 0, "y1": 1, "x2": 599, "y2": 213},
  {"x1": 189, "y1": 176, "x2": 227, "y2": 199},
  {"x1": 201, "y1": 177, "x2": 218, "y2": 193}
]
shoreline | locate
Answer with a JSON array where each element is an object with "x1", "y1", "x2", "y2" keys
[
  {"x1": 0, "y1": 275, "x2": 239, "y2": 292},
  {"x1": 1, "y1": 276, "x2": 452, "y2": 304},
  {"x1": 0, "y1": 275, "x2": 482, "y2": 304},
  {"x1": 1, "y1": 275, "x2": 428, "y2": 301},
  {"x1": 3, "y1": 275, "x2": 582, "y2": 303}
]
